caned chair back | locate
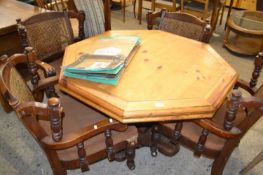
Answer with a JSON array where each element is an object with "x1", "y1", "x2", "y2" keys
[
  {"x1": 159, "y1": 11, "x2": 211, "y2": 42},
  {"x1": 147, "y1": 9, "x2": 212, "y2": 43},
  {"x1": 17, "y1": 11, "x2": 84, "y2": 61},
  {"x1": 0, "y1": 54, "x2": 34, "y2": 106}
]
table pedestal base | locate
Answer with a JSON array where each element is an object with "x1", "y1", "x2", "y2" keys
[{"x1": 136, "y1": 124, "x2": 179, "y2": 157}]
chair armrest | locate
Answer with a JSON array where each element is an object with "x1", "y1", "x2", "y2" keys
[
  {"x1": 41, "y1": 118, "x2": 128, "y2": 149},
  {"x1": 17, "y1": 101, "x2": 49, "y2": 117},
  {"x1": 194, "y1": 119, "x2": 241, "y2": 139},
  {"x1": 241, "y1": 96, "x2": 263, "y2": 109},
  {"x1": 31, "y1": 75, "x2": 59, "y2": 93},
  {"x1": 235, "y1": 79, "x2": 256, "y2": 95},
  {"x1": 8, "y1": 54, "x2": 28, "y2": 66},
  {"x1": 35, "y1": 60, "x2": 57, "y2": 77}
]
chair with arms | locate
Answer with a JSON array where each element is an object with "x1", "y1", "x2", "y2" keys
[
  {"x1": 16, "y1": 10, "x2": 85, "y2": 73},
  {"x1": 147, "y1": 9, "x2": 212, "y2": 43},
  {"x1": 0, "y1": 47, "x2": 138, "y2": 175},
  {"x1": 153, "y1": 52, "x2": 263, "y2": 175}
]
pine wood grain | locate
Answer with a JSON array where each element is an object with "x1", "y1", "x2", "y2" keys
[{"x1": 59, "y1": 30, "x2": 238, "y2": 123}]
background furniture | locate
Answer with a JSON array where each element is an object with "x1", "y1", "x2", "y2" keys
[
  {"x1": 225, "y1": 0, "x2": 257, "y2": 10},
  {"x1": 17, "y1": 0, "x2": 35, "y2": 5},
  {"x1": 137, "y1": 0, "x2": 153, "y2": 24},
  {"x1": 0, "y1": 47, "x2": 138, "y2": 175},
  {"x1": 147, "y1": 9, "x2": 212, "y2": 42},
  {"x1": 34, "y1": 0, "x2": 111, "y2": 37},
  {"x1": 240, "y1": 150, "x2": 263, "y2": 174},
  {"x1": 157, "y1": 52, "x2": 263, "y2": 175},
  {"x1": 0, "y1": 0, "x2": 45, "y2": 56},
  {"x1": 181, "y1": 0, "x2": 211, "y2": 20},
  {"x1": 180, "y1": 0, "x2": 223, "y2": 31},
  {"x1": 73, "y1": 0, "x2": 111, "y2": 37},
  {"x1": 112, "y1": 0, "x2": 135, "y2": 22},
  {"x1": 224, "y1": 0, "x2": 262, "y2": 30},
  {"x1": 152, "y1": 0, "x2": 180, "y2": 11},
  {"x1": 35, "y1": 0, "x2": 69, "y2": 11},
  {"x1": 223, "y1": 10, "x2": 263, "y2": 55}
]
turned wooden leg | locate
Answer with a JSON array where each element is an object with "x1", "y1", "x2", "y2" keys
[
  {"x1": 126, "y1": 141, "x2": 136, "y2": 170},
  {"x1": 133, "y1": 0, "x2": 136, "y2": 18},
  {"x1": 150, "y1": 125, "x2": 159, "y2": 157}
]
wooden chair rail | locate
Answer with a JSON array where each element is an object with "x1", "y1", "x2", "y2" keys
[
  {"x1": 31, "y1": 76, "x2": 59, "y2": 93},
  {"x1": 41, "y1": 118, "x2": 128, "y2": 149},
  {"x1": 194, "y1": 119, "x2": 241, "y2": 139}
]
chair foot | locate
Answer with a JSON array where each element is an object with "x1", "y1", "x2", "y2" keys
[
  {"x1": 151, "y1": 125, "x2": 160, "y2": 157},
  {"x1": 127, "y1": 160, "x2": 136, "y2": 170},
  {"x1": 150, "y1": 149, "x2": 158, "y2": 157}
]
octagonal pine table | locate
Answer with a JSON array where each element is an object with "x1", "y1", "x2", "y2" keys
[
  {"x1": 59, "y1": 30, "x2": 238, "y2": 123},
  {"x1": 59, "y1": 30, "x2": 238, "y2": 156}
]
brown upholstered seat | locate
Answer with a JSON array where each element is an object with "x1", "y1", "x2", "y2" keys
[
  {"x1": 147, "y1": 9, "x2": 212, "y2": 43},
  {"x1": 155, "y1": 52, "x2": 263, "y2": 175},
  {"x1": 162, "y1": 103, "x2": 247, "y2": 153},
  {"x1": 0, "y1": 48, "x2": 138, "y2": 175},
  {"x1": 40, "y1": 90, "x2": 138, "y2": 163}
]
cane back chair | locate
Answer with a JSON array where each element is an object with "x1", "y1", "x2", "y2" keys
[
  {"x1": 16, "y1": 10, "x2": 85, "y2": 73},
  {"x1": 154, "y1": 52, "x2": 263, "y2": 175},
  {"x1": 147, "y1": 9, "x2": 212, "y2": 43},
  {"x1": 0, "y1": 47, "x2": 138, "y2": 175}
]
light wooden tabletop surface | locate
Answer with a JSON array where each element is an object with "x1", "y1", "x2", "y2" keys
[
  {"x1": 59, "y1": 30, "x2": 238, "y2": 123},
  {"x1": 0, "y1": 0, "x2": 46, "y2": 35}
]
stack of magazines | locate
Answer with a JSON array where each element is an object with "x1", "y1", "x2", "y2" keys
[{"x1": 63, "y1": 36, "x2": 140, "y2": 85}]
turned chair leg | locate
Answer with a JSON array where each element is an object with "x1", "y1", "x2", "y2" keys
[
  {"x1": 211, "y1": 140, "x2": 238, "y2": 175},
  {"x1": 150, "y1": 125, "x2": 159, "y2": 157},
  {"x1": 126, "y1": 141, "x2": 136, "y2": 170},
  {"x1": 133, "y1": 0, "x2": 136, "y2": 18}
]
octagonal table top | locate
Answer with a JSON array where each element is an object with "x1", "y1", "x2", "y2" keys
[{"x1": 59, "y1": 30, "x2": 238, "y2": 123}]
